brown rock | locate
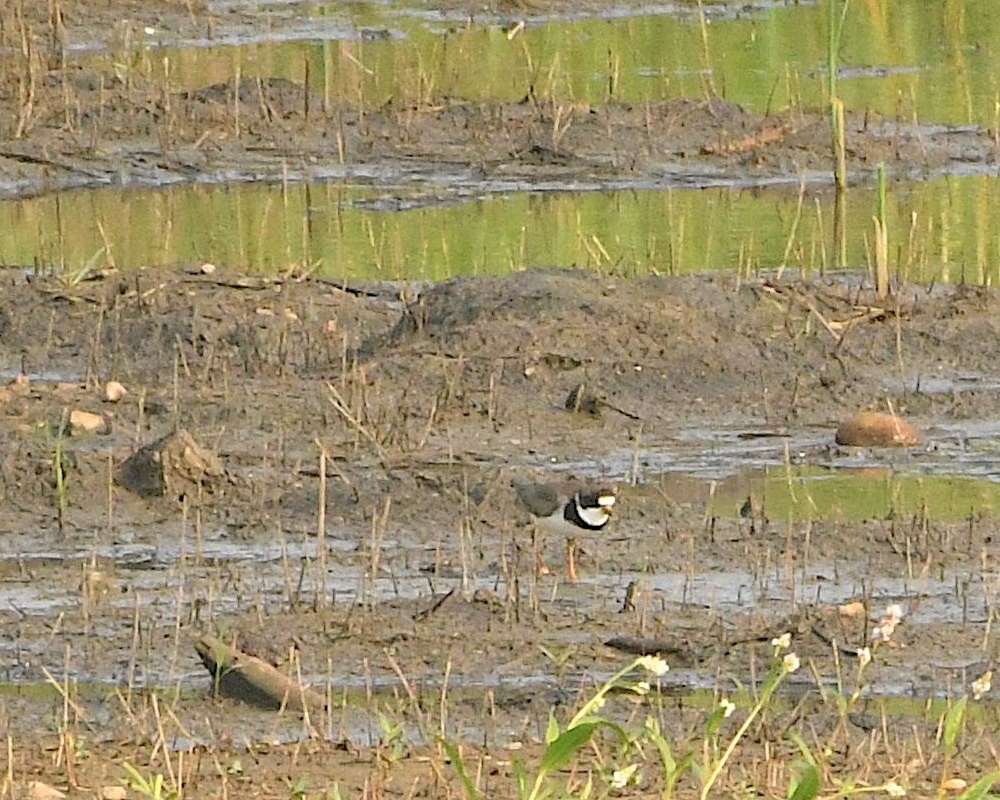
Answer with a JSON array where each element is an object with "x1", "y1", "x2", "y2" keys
[
  {"x1": 80, "y1": 569, "x2": 118, "y2": 605},
  {"x1": 104, "y1": 380, "x2": 128, "y2": 402},
  {"x1": 195, "y1": 635, "x2": 325, "y2": 712},
  {"x1": 835, "y1": 412, "x2": 921, "y2": 447},
  {"x1": 69, "y1": 408, "x2": 112, "y2": 434},
  {"x1": 838, "y1": 601, "x2": 867, "y2": 618},
  {"x1": 28, "y1": 782, "x2": 66, "y2": 800},
  {"x1": 115, "y1": 429, "x2": 224, "y2": 498}
]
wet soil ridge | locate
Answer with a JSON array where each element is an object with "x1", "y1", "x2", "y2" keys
[
  {"x1": 0, "y1": 52, "x2": 994, "y2": 198},
  {"x1": 2, "y1": 267, "x2": 999, "y2": 531}
]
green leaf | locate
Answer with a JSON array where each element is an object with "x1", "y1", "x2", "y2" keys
[
  {"x1": 513, "y1": 758, "x2": 530, "y2": 799},
  {"x1": 704, "y1": 706, "x2": 727, "y2": 738},
  {"x1": 957, "y1": 769, "x2": 1000, "y2": 800},
  {"x1": 670, "y1": 753, "x2": 695, "y2": 790},
  {"x1": 944, "y1": 697, "x2": 968, "y2": 757},
  {"x1": 545, "y1": 711, "x2": 560, "y2": 744},
  {"x1": 539, "y1": 722, "x2": 600, "y2": 774},
  {"x1": 788, "y1": 763, "x2": 821, "y2": 800},
  {"x1": 439, "y1": 738, "x2": 482, "y2": 800},
  {"x1": 787, "y1": 731, "x2": 818, "y2": 765}
]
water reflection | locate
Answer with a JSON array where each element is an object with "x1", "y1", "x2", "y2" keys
[
  {"x1": 138, "y1": 2, "x2": 1000, "y2": 126},
  {"x1": 2, "y1": 174, "x2": 997, "y2": 283}
]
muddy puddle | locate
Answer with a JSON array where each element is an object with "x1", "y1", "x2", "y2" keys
[{"x1": 2, "y1": 1, "x2": 999, "y2": 283}]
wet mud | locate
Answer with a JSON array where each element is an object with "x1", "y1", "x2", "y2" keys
[
  {"x1": 3, "y1": 265, "x2": 1000, "y2": 796},
  {"x1": 3, "y1": 2, "x2": 1000, "y2": 798}
]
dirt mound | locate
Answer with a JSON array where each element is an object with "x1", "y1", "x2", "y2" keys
[{"x1": 372, "y1": 269, "x2": 769, "y2": 425}]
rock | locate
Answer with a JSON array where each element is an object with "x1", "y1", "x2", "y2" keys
[
  {"x1": 835, "y1": 412, "x2": 921, "y2": 447},
  {"x1": 100, "y1": 787, "x2": 128, "y2": 800},
  {"x1": 28, "y1": 782, "x2": 66, "y2": 800},
  {"x1": 80, "y1": 569, "x2": 118, "y2": 605},
  {"x1": 104, "y1": 380, "x2": 128, "y2": 402},
  {"x1": 69, "y1": 408, "x2": 111, "y2": 434},
  {"x1": 838, "y1": 601, "x2": 867, "y2": 618},
  {"x1": 565, "y1": 383, "x2": 602, "y2": 416},
  {"x1": 115, "y1": 429, "x2": 224, "y2": 499},
  {"x1": 195, "y1": 635, "x2": 325, "y2": 712}
]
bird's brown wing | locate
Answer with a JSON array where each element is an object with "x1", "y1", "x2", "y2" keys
[{"x1": 512, "y1": 480, "x2": 562, "y2": 517}]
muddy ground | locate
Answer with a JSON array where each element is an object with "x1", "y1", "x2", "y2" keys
[{"x1": 3, "y1": 2, "x2": 1000, "y2": 799}]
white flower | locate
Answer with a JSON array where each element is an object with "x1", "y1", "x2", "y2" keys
[
  {"x1": 634, "y1": 681, "x2": 651, "y2": 696},
  {"x1": 972, "y1": 671, "x2": 992, "y2": 701},
  {"x1": 782, "y1": 653, "x2": 801, "y2": 674},
  {"x1": 872, "y1": 605, "x2": 904, "y2": 642},
  {"x1": 871, "y1": 619, "x2": 899, "y2": 643},
  {"x1": 719, "y1": 698, "x2": 736, "y2": 718},
  {"x1": 771, "y1": 633, "x2": 792, "y2": 650},
  {"x1": 610, "y1": 763, "x2": 640, "y2": 789},
  {"x1": 857, "y1": 647, "x2": 872, "y2": 668},
  {"x1": 884, "y1": 780, "x2": 906, "y2": 797},
  {"x1": 637, "y1": 655, "x2": 669, "y2": 676}
]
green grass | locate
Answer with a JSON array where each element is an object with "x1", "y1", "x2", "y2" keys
[{"x1": 440, "y1": 616, "x2": 999, "y2": 799}]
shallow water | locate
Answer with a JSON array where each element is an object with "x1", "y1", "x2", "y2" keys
[
  {"x1": 3, "y1": 171, "x2": 998, "y2": 283},
  {"x1": 3, "y1": 408, "x2": 998, "y2": 697},
  {"x1": 2, "y1": 1, "x2": 999, "y2": 282},
  {"x1": 131, "y1": 1, "x2": 1000, "y2": 123}
]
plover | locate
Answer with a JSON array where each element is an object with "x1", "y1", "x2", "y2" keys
[{"x1": 512, "y1": 478, "x2": 617, "y2": 581}]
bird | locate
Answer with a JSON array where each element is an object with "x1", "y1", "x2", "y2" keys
[{"x1": 512, "y1": 478, "x2": 618, "y2": 581}]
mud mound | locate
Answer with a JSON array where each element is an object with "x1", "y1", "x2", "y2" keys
[
  {"x1": 0, "y1": 270, "x2": 393, "y2": 384},
  {"x1": 357, "y1": 271, "x2": 1000, "y2": 437},
  {"x1": 369, "y1": 270, "x2": 799, "y2": 426}
]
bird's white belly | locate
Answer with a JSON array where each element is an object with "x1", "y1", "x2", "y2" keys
[{"x1": 536, "y1": 514, "x2": 590, "y2": 538}]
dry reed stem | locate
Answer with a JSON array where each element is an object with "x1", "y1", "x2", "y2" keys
[
  {"x1": 38, "y1": 663, "x2": 86, "y2": 720},
  {"x1": 316, "y1": 440, "x2": 328, "y2": 609},
  {"x1": 327, "y1": 381, "x2": 389, "y2": 463}
]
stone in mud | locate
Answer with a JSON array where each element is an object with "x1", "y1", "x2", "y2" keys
[
  {"x1": 195, "y1": 635, "x2": 325, "y2": 712},
  {"x1": 835, "y1": 412, "x2": 921, "y2": 447},
  {"x1": 69, "y1": 408, "x2": 111, "y2": 434},
  {"x1": 565, "y1": 383, "x2": 602, "y2": 416},
  {"x1": 104, "y1": 380, "x2": 128, "y2": 402},
  {"x1": 28, "y1": 782, "x2": 66, "y2": 800},
  {"x1": 115, "y1": 429, "x2": 224, "y2": 498}
]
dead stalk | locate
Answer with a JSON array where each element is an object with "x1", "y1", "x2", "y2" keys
[
  {"x1": 14, "y1": 1, "x2": 38, "y2": 139},
  {"x1": 327, "y1": 381, "x2": 388, "y2": 463},
  {"x1": 316, "y1": 440, "x2": 328, "y2": 609},
  {"x1": 366, "y1": 496, "x2": 391, "y2": 607},
  {"x1": 2, "y1": 735, "x2": 12, "y2": 799},
  {"x1": 552, "y1": 104, "x2": 573, "y2": 149},
  {"x1": 149, "y1": 694, "x2": 179, "y2": 792}
]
